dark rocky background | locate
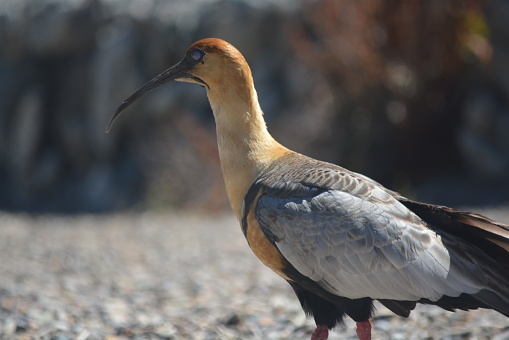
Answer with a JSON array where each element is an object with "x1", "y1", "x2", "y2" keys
[{"x1": 1, "y1": 0, "x2": 508, "y2": 213}]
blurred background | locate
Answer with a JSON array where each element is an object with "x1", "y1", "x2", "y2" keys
[{"x1": 1, "y1": 0, "x2": 508, "y2": 214}]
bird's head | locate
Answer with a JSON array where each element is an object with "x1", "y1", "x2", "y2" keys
[{"x1": 105, "y1": 38, "x2": 252, "y2": 133}]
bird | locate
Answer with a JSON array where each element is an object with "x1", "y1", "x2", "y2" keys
[{"x1": 106, "y1": 38, "x2": 509, "y2": 340}]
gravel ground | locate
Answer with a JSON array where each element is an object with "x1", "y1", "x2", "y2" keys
[{"x1": 1, "y1": 208, "x2": 509, "y2": 340}]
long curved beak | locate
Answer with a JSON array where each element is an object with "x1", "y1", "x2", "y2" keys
[{"x1": 105, "y1": 59, "x2": 192, "y2": 133}]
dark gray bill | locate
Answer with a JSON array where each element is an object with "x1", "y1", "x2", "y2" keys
[{"x1": 105, "y1": 59, "x2": 191, "y2": 133}]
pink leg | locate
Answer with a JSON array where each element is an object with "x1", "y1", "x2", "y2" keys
[
  {"x1": 356, "y1": 321, "x2": 372, "y2": 340},
  {"x1": 311, "y1": 324, "x2": 329, "y2": 340}
]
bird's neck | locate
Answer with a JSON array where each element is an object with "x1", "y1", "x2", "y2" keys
[{"x1": 207, "y1": 82, "x2": 289, "y2": 219}]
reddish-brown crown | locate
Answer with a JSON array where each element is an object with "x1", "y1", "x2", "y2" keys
[{"x1": 186, "y1": 38, "x2": 246, "y2": 63}]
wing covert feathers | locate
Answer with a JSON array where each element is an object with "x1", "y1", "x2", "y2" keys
[{"x1": 245, "y1": 151, "x2": 509, "y2": 317}]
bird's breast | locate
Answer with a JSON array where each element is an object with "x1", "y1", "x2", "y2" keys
[{"x1": 244, "y1": 191, "x2": 291, "y2": 281}]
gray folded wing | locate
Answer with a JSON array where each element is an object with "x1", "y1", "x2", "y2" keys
[{"x1": 256, "y1": 172, "x2": 487, "y2": 302}]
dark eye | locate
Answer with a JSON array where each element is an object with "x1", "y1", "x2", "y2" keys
[{"x1": 190, "y1": 49, "x2": 204, "y2": 61}]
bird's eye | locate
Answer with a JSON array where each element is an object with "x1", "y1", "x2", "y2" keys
[{"x1": 190, "y1": 49, "x2": 204, "y2": 61}]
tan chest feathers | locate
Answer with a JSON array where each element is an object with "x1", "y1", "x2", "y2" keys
[{"x1": 246, "y1": 206, "x2": 290, "y2": 281}]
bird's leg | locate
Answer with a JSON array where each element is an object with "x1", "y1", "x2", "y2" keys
[
  {"x1": 356, "y1": 321, "x2": 372, "y2": 340},
  {"x1": 311, "y1": 325, "x2": 329, "y2": 340}
]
